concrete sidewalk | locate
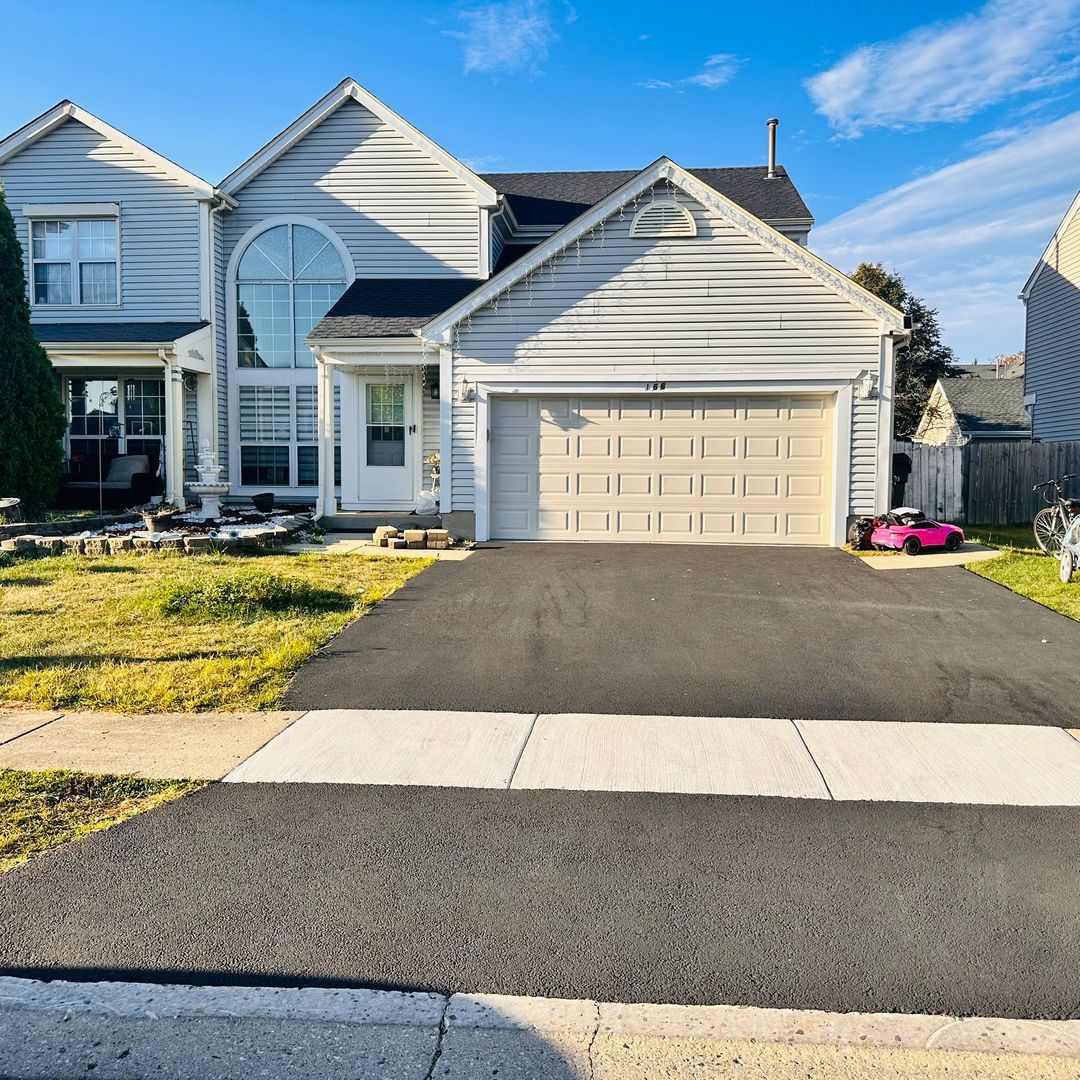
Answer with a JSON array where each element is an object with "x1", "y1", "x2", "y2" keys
[
  {"x1": 226, "y1": 709, "x2": 1080, "y2": 806},
  {"x1": 6, "y1": 706, "x2": 1080, "y2": 805},
  {"x1": 1, "y1": 977, "x2": 1077, "y2": 1079}
]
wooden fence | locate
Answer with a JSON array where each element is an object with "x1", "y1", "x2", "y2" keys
[{"x1": 892, "y1": 440, "x2": 1080, "y2": 524}]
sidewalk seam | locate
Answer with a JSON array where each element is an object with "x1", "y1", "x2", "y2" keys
[
  {"x1": 790, "y1": 719, "x2": 834, "y2": 801},
  {"x1": 0, "y1": 713, "x2": 65, "y2": 748},
  {"x1": 421, "y1": 995, "x2": 451, "y2": 1080},
  {"x1": 506, "y1": 713, "x2": 540, "y2": 789}
]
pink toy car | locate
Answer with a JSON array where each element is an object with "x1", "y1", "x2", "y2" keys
[{"x1": 871, "y1": 514, "x2": 965, "y2": 555}]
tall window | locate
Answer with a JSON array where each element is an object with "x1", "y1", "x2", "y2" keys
[
  {"x1": 236, "y1": 224, "x2": 347, "y2": 368},
  {"x1": 31, "y1": 218, "x2": 118, "y2": 305},
  {"x1": 238, "y1": 385, "x2": 340, "y2": 488}
]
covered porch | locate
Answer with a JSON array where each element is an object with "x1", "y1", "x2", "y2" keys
[
  {"x1": 310, "y1": 340, "x2": 439, "y2": 520},
  {"x1": 36, "y1": 322, "x2": 214, "y2": 509}
]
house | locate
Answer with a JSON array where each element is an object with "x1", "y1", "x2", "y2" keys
[
  {"x1": 0, "y1": 78, "x2": 907, "y2": 545},
  {"x1": 913, "y1": 378, "x2": 1032, "y2": 446},
  {"x1": 951, "y1": 361, "x2": 1024, "y2": 381},
  {"x1": 1020, "y1": 190, "x2": 1080, "y2": 441}
]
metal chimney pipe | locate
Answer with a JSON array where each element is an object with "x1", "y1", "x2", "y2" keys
[{"x1": 766, "y1": 117, "x2": 779, "y2": 179}]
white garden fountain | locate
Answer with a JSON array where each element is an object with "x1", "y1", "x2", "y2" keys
[{"x1": 188, "y1": 441, "x2": 229, "y2": 521}]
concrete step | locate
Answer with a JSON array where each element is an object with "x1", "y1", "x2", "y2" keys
[{"x1": 321, "y1": 511, "x2": 442, "y2": 534}]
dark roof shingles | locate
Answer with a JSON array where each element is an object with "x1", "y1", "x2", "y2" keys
[
  {"x1": 309, "y1": 278, "x2": 485, "y2": 340},
  {"x1": 33, "y1": 321, "x2": 208, "y2": 344},
  {"x1": 480, "y1": 166, "x2": 813, "y2": 228},
  {"x1": 943, "y1": 378, "x2": 1031, "y2": 434}
]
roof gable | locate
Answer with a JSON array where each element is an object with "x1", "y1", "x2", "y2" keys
[
  {"x1": 0, "y1": 101, "x2": 220, "y2": 201},
  {"x1": 422, "y1": 158, "x2": 906, "y2": 343},
  {"x1": 1020, "y1": 187, "x2": 1080, "y2": 300},
  {"x1": 220, "y1": 78, "x2": 498, "y2": 206}
]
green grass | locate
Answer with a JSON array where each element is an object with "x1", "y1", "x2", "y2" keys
[
  {"x1": 968, "y1": 547, "x2": 1080, "y2": 622},
  {"x1": 963, "y1": 523, "x2": 1041, "y2": 552},
  {"x1": 0, "y1": 768, "x2": 200, "y2": 872},
  {"x1": 0, "y1": 551, "x2": 430, "y2": 711}
]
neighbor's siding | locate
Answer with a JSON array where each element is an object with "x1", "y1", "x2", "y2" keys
[
  {"x1": 449, "y1": 185, "x2": 885, "y2": 515},
  {"x1": 1025, "y1": 208, "x2": 1080, "y2": 441},
  {"x1": 0, "y1": 117, "x2": 202, "y2": 323},
  {"x1": 220, "y1": 99, "x2": 482, "y2": 279}
]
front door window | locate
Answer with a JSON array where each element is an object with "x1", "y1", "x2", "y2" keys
[{"x1": 367, "y1": 383, "x2": 405, "y2": 467}]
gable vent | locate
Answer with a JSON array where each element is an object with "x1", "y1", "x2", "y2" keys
[{"x1": 629, "y1": 200, "x2": 697, "y2": 238}]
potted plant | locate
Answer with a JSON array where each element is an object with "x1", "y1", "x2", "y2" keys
[{"x1": 132, "y1": 503, "x2": 180, "y2": 533}]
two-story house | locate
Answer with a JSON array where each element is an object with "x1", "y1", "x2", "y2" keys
[
  {"x1": 1021, "y1": 190, "x2": 1080, "y2": 442},
  {"x1": 0, "y1": 78, "x2": 907, "y2": 545}
]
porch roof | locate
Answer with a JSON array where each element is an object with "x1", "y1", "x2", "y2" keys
[
  {"x1": 308, "y1": 278, "x2": 484, "y2": 341},
  {"x1": 33, "y1": 321, "x2": 209, "y2": 346}
]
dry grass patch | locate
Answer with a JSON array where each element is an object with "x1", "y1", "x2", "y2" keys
[
  {"x1": 0, "y1": 551, "x2": 429, "y2": 711},
  {"x1": 1, "y1": 768, "x2": 200, "y2": 872}
]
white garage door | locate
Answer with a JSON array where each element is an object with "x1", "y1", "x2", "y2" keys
[{"x1": 489, "y1": 394, "x2": 834, "y2": 544}]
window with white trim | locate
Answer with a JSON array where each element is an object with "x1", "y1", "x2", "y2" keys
[
  {"x1": 31, "y1": 218, "x2": 119, "y2": 305},
  {"x1": 238, "y1": 384, "x2": 340, "y2": 488},
  {"x1": 236, "y1": 224, "x2": 347, "y2": 368}
]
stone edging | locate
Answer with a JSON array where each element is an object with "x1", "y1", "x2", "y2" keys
[
  {"x1": 0, "y1": 513, "x2": 314, "y2": 557},
  {"x1": 0, "y1": 978, "x2": 1077, "y2": 1059},
  {"x1": 0, "y1": 513, "x2": 139, "y2": 541}
]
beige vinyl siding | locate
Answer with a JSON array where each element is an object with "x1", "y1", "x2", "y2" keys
[
  {"x1": 450, "y1": 186, "x2": 885, "y2": 515},
  {"x1": 1026, "y1": 208, "x2": 1080, "y2": 441},
  {"x1": 0, "y1": 118, "x2": 202, "y2": 322},
  {"x1": 221, "y1": 99, "x2": 482, "y2": 279}
]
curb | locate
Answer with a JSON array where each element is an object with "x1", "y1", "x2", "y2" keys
[{"x1": 2, "y1": 978, "x2": 1079, "y2": 1059}]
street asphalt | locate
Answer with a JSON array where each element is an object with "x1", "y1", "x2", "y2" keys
[
  {"x1": 1, "y1": 782, "x2": 1078, "y2": 1020},
  {"x1": 285, "y1": 544, "x2": 1080, "y2": 725}
]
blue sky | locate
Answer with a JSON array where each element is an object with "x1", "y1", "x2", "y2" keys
[{"x1": 3, "y1": 0, "x2": 1080, "y2": 360}]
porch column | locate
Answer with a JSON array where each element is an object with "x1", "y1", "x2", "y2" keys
[
  {"x1": 315, "y1": 349, "x2": 337, "y2": 520},
  {"x1": 163, "y1": 358, "x2": 186, "y2": 509}
]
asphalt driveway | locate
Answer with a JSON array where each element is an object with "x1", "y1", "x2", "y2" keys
[
  {"x1": 1, "y1": 783, "x2": 1078, "y2": 1018},
  {"x1": 286, "y1": 544, "x2": 1080, "y2": 725}
]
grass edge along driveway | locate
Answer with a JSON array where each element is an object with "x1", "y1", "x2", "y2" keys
[
  {"x1": 965, "y1": 524, "x2": 1080, "y2": 623},
  {"x1": 0, "y1": 551, "x2": 430, "y2": 713},
  {"x1": 0, "y1": 768, "x2": 201, "y2": 872}
]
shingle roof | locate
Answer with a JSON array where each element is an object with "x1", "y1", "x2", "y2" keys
[
  {"x1": 481, "y1": 166, "x2": 813, "y2": 228},
  {"x1": 33, "y1": 321, "x2": 208, "y2": 345},
  {"x1": 942, "y1": 378, "x2": 1031, "y2": 435},
  {"x1": 309, "y1": 278, "x2": 485, "y2": 340}
]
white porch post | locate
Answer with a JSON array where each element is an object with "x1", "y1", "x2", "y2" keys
[
  {"x1": 315, "y1": 348, "x2": 337, "y2": 520},
  {"x1": 163, "y1": 357, "x2": 186, "y2": 508},
  {"x1": 195, "y1": 369, "x2": 216, "y2": 457}
]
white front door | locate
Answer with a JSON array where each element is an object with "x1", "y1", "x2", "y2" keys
[{"x1": 356, "y1": 377, "x2": 416, "y2": 508}]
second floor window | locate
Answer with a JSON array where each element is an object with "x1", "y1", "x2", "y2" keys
[
  {"x1": 32, "y1": 218, "x2": 118, "y2": 305},
  {"x1": 236, "y1": 223, "x2": 348, "y2": 368}
]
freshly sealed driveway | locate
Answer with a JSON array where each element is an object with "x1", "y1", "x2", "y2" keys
[
  {"x1": 286, "y1": 544, "x2": 1080, "y2": 725},
  {"x1": 1, "y1": 783, "x2": 1079, "y2": 1018}
]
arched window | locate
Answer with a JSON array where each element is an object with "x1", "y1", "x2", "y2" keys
[{"x1": 236, "y1": 223, "x2": 348, "y2": 369}]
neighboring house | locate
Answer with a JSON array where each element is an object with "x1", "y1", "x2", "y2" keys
[
  {"x1": 0, "y1": 78, "x2": 907, "y2": 545},
  {"x1": 1021, "y1": 192, "x2": 1080, "y2": 441},
  {"x1": 951, "y1": 361, "x2": 1024, "y2": 381},
  {"x1": 914, "y1": 378, "x2": 1032, "y2": 446}
]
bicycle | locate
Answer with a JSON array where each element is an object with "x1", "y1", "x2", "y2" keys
[
  {"x1": 1060, "y1": 514, "x2": 1080, "y2": 583},
  {"x1": 1032, "y1": 474, "x2": 1080, "y2": 555}
]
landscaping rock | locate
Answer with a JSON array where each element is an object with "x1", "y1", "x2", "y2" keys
[
  {"x1": 132, "y1": 538, "x2": 158, "y2": 552},
  {"x1": 35, "y1": 537, "x2": 64, "y2": 554},
  {"x1": 83, "y1": 538, "x2": 110, "y2": 556},
  {"x1": 108, "y1": 537, "x2": 133, "y2": 554},
  {"x1": 425, "y1": 529, "x2": 449, "y2": 549},
  {"x1": 184, "y1": 536, "x2": 213, "y2": 553},
  {"x1": 373, "y1": 526, "x2": 400, "y2": 547},
  {"x1": 61, "y1": 536, "x2": 86, "y2": 554},
  {"x1": 0, "y1": 539, "x2": 17, "y2": 552},
  {"x1": 158, "y1": 538, "x2": 184, "y2": 552},
  {"x1": 386, "y1": 536, "x2": 408, "y2": 550},
  {"x1": 403, "y1": 528, "x2": 427, "y2": 549}
]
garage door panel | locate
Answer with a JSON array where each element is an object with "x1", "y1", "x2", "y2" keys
[{"x1": 491, "y1": 394, "x2": 833, "y2": 544}]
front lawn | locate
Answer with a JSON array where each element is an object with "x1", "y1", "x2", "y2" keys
[
  {"x1": 0, "y1": 551, "x2": 429, "y2": 711},
  {"x1": 968, "y1": 548, "x2": 1080, "y2": 622},
  {"x1": 1, "y1": 768, "x2": 200, "y2": 872}
]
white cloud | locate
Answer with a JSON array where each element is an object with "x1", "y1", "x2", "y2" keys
[
  {"x1": 446, "y1": 0, "x2": 558, "y2": 76},
  {"x1": 806, "y1": 0, "x2": 1080, "y2": 137},
  {"x1": 813, "y1": 112, "x2": 1080, "y2": 358},
  {"x1": 639, "y1": 53, "x2": 741, "y2": 91}
]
